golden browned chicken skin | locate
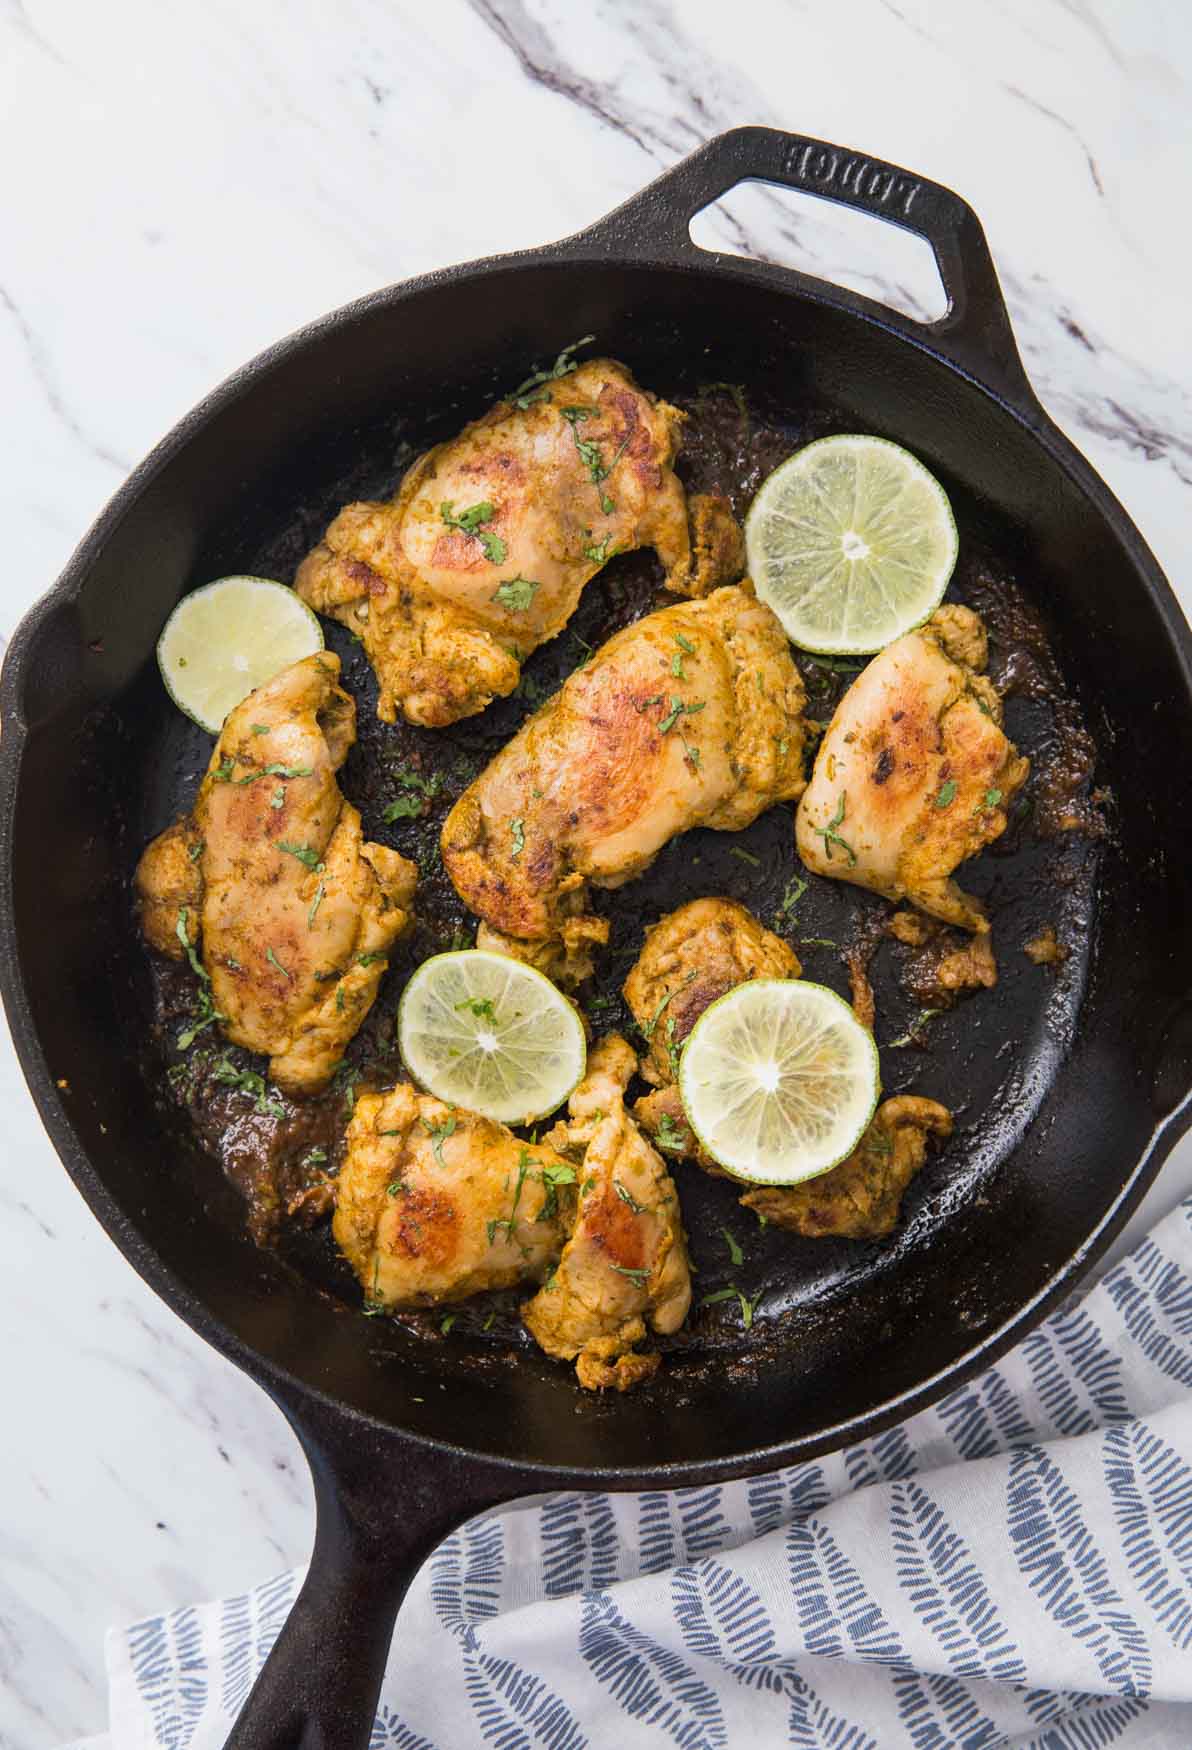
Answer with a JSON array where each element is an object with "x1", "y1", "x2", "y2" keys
[
  {"x1": 624, "y1": 897, "x2": 802, "y2": 1089},
  {"x1": 441, "y1": 587, "x2": 809, "y2": 984},
  {"x1": 740, "y1": 1096, "x2": 953, "y2": 1239},
  {"x1": 333, "y1": 1086, "x2": 576, "y2": 1307},
  {"x1": 524, "y1": 1037, "x2": 692, "y2": 1391},
  {"x1": 796, "y1": 606, "x2": 1029, "y2": 931},
  {"x1": 294, "y1": 357, "x2": 742, "y2": 727},
  {"x1": 135, "y1": 655, "x2": 417, "y2": 1094}
]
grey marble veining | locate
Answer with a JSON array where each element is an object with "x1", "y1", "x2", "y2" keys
[{"x1": 2, "y1": 0, "x2": 1190, "y2": 1742}]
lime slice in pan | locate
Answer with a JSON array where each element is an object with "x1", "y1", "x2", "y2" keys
[
  {"x1": 398, "y1": 950, "x2": 587, "y2": 1126},
  {"x1": 678, "y1": 978, "x2": 879, "y2": 1184},
  {"x1": 157, "y1": 575, "x2": 324, "y2": 733},
  {"x1": 745, "y1": 434, "x2": 958, "y2": 653}
]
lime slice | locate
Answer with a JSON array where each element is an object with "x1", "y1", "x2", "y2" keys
[
  {"x1": 397, "y1": 950, "x2": 587, "y2": 1125},
  {"x1": 678, "y1": 979, "x2": 879, "y2": 1185},
  {"x1": 745, "y1": 434, "x2": 958, "y2": 654},
  {"x1": 157, "y1": 576, "x2": 324, "y2": 733}
]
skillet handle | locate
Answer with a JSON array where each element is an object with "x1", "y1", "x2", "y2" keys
[
  {"x1": 225, "y1": 1408, "x2": 525, "y2": 1750},
  {"x1": 573, "y1": 125, "x2": 1035, "y2": 407}
]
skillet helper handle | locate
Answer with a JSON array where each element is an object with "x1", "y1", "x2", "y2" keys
[
  {"x1": 577, "y1": 125, "x2": 1033, "y2": 405},
  {"x1": 225, "y1": 1415, "x2": 522, "y2": 1750}
]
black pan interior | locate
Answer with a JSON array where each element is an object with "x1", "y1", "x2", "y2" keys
[{"x1": 10, "y1": 260, "x2": 1192, "y2": 1474}]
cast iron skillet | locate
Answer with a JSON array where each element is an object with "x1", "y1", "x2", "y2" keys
[{"x1": 3, "y1": 128, "x2": 1192, "y2": 1748}]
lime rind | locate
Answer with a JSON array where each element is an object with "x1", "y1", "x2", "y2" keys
[
  {"x1": 397, "y1": 949, "x2": 587, "y2": 1125},
  {"x1": 745, "y1": 434, "x2": 958, "y2": 655},
  {"x1": 677, "y1": 978, "x2": 879, "y2": 1186},
  {"x1": 157, "y1": 575, "x2": 324, "y2": 733}
]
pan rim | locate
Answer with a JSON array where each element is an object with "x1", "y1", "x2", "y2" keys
[{"x1": 2, "y1": 243, "x2": 1191, "y2": 1479}]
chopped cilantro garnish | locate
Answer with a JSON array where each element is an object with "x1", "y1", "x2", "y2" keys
[
  {"x1": 440, "y1": 500, "x2": 507, "y2": 565},
  {"x1": 487, "y1": 1145, "x2": 538, "y2": 1244},
  {"x1": 492, "y1": 576, "x2": 539, "y2": 612},
  {"x1": 888, "y1": 1007, "x2": 943, "y2": 1049},
  {"x1": 658, "y1": 695, "x2": 706, "y2": 736},
  {"x1": 775, "y1": 873, "x2": 808, "y2": 926},
  {"x1": 640, "y1": 969, "x2": 696, "y2": 1041},
  {"x1": 614, "y1": 1178, "x2": 648, "y2": 1214},
  {"x1": 811, "y1": 792, "x2": 857, "y2": 866},
  {"x1": 175, "y1": 907, "x2": 208, "y2": 982},
  {"x1": 654, "y1": 1112, "x2": 688, "y2": 1155},
  {"x1": 701, "y1": 1284, "x2": 756, "y2": 1327},
  {"x1": 211, "y1": 1057, "x2": 286, "y2": 1118},
  {"x1": 537, "y1": 1162, "x2": 577, "y2": 1223},
  {"x1": 420, "y1": 1112, "x2": 458, "y2": 1166},
  {"x1": 610, "y1": 1263, "x2": 651, "y2": 1288},
  {"x1": 277, "y1": 840, "x2": 323, "y2": 871},
  {"x1": 508, "y1": 335, "x2": 594, "y2": 409},
  {"x1": 308, "y1": 879, "x2": 326, "y2": 929}
]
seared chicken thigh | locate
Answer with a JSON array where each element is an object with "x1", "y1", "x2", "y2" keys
[
  {"x1": 625, "y1": 897, "x2": 799, "y2": 1166},
  {"x1": 524, "y1": 1037, "x2": 691, "y2": 1391},
  {"x1": 740, "y1": 1096, "x2": 953, "y2": 1239},
  {"x1": 624, "y1": 897, "x2": 801, "y2": 1089},
  {"x1": 295, "y1": 358, "x2": 742, "y2": 727},
  {"x1": 622, "y1": 900, "x2": 951, "y2": 1240},
  {"x1": 796, "y1": 606, "x2": 1028, "y2": 931},
  {"x1": 135, "y1": 655, "x2": 417, "y2": 1093},
  {"x1": 333, "y1": 1086, "x2": 575, "y2": 1306},
  {"x1": 441, "y1": 587, "x2": 809, "y2": 984}
]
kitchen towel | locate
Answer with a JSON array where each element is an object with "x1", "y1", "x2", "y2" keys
[{"x1": 81, "y1": 1194, "x2": 1192, "y2": 1749}]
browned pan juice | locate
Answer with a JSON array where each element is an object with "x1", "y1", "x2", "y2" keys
[{"x1": 144, "y1": 384, "x2": 1107, "y2": 1375}]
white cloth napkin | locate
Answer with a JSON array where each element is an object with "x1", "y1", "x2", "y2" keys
[{"x1": 75, "y1": 1195, "x2": 1192, "y2": 1749}]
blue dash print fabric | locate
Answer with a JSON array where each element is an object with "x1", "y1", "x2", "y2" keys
[{"x1": 95, "y1": 1198, "x2": 1192, "y2": 1749}]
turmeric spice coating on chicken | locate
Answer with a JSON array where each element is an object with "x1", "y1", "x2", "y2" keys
[
  {"x1": 625, "y1": 898, "x2": 801, "y2": 1088},
  {"x1": 622, "y1": 900, "x2": 951, "y2": 1240},
  {"x1": 740, "y1": 1096, "x2": 953, "y2": 1239},
  {"x1": 135, "y1": 655, "x2": 416, "y2": 1094},
  {"x1": 441, "y1": 588, "x2": 809, "y2": 985},
  {"x1": 294, "y1": 358, "x2": 743, "y2": 727},
  {"x1": 626, "y1": 899, "x2": 797, "y2": 1169},
  {"x1": 333, "y1": 1086, "x2": 576, "y2": 1307},
  {"x1": 523, "y1": 1037, "x2": 692, "y2": 1391},
  {"x1": 796, "y1": 606, "x2": 1029, "y2": 931}
]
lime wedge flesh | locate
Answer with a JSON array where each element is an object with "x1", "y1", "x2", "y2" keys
[
  {"x1": 678, "y1": 979, "x2": 879, "y2": 1184},
  {"x1": 397, "y1": 950, "x2": 587, "y2": 1125},
  {"x1": 745, "y1": 434, "x2": 958, "y2": 654},
  {"x1": 157, "y1": 575, "x2": 324, "y2": 733}
]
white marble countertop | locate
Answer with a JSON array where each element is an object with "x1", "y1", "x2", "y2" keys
[{"x1": 3, "y1": 1, "x2": 1191, "y2": 1742}]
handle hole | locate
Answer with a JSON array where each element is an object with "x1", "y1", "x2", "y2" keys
[{"x1": 688, "y1": 179, "x2": 949, "y2": 323}]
